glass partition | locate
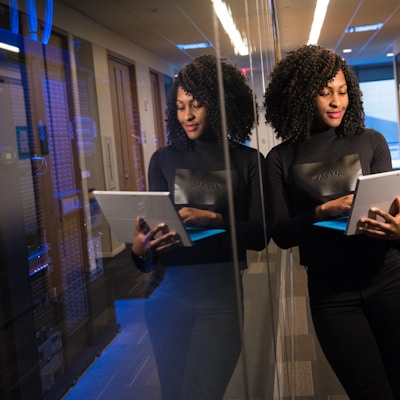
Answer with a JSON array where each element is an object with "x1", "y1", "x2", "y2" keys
[{"x1": 0, "y1": 1, "x2": 350, "y2": 399}]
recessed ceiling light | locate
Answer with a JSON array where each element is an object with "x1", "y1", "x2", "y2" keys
[
  {"x1": 176, "y1": 42, "x2": 213, "y2": 51},
  {"x1": 343, "y1": 48, "x2": 352, "y2": 53},
  {"x1": 345, "y1": 23, "x2": 383, "y2": 33}
]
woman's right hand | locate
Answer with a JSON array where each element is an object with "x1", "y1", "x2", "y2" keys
[
  {"x1": 314, "y1": 194, "x2": 354, "y2": 221},
  {"x1": 131, "y1": 217, "x2": 182, "y2": 258}
]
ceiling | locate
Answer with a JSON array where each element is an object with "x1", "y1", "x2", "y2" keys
[{"x1": 57, "y1": 0, "x2": 400, "y2": 70}]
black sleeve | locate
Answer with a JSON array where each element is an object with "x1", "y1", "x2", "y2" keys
[
  {"x1": 367, "y1": 129, "x2": 393, "y2": 173},
  {"x1": 234, "y1": 149, "x2": 268, "y2": 250},
  {"x1": 265, "y1": 148, "x2": 314, "y2": 249},
  {"x1": 148, "y1": 149, "x2": 169, "y2": 191}
]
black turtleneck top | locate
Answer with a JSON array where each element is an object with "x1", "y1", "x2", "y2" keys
[
  {"x1": 265, "y1": 128, "x2": 394, "y2": 270},
  {"x1": 148, "y1": 140, "x2": 266, "y2": 267}
]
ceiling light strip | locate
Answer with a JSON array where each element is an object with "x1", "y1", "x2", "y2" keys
[
  {"x1": 307, "y1": 0, "x2": 330, "y2": 45},
  {"x1": 212, "y1": 0, "x2": 248, "y2": 56}
]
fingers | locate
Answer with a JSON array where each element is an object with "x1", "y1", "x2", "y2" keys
[
  {"x1": 388, "y1": 197, "x2": 400, "y2": 216},
  {"x1": 357, "y1": 211, "x2": 397, "y2": 239},
  {"x1": 146, "y1": 223, "x2": 181, "y2": 254},
  {"x1": 369, "y1": 207, "x2": 390, "y2": 220},
  {"x1": 322, "y1": 195, "x2": 353, "y2": 219},
  {"x1": 151, "y1": 232, "x2": 182, "y2": 254},
  {"x1": 178, "y1": 207, "x2": 219, "y2": 227},
  {"x1": 135, "y1": 216, "x2": 143, "y2": 232},
  {"x1": 178, "y1": 207, "x2": 192, "y2": 225},
  {"x1": 343, "y1": 194, "x2": 354, "y2": 204},
  {"x1": 135, "y1": 216, "x2": 150, "y2": 234},
  {"x1": 140, "y1": 218, "x2": 150, "y2": 234},
  {"x1": 357, "y1": 219, "x2": 382, "y2": 232}
]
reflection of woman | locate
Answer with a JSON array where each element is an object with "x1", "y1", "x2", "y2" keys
[
  {"x1": 132, "y1": 55, "x2": 266, "y2": 399},
  {"x1": 263, "y1": 44, "x2": 400, "y2": 399}
]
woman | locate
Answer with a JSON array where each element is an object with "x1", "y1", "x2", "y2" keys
[
  {"x1": 132, "y1": 54, "x2": 266, "y2": 399},
  {"x1": 263, "y1": 44, "x2": 400, "y2": 399}
]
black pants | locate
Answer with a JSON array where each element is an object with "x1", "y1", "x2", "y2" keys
[
  {"x1": 308, "y1": 247, "x2": 400, "y2": 400},
  {"x1": 144, "y1": 263, "x2": 243, "y2": 400}
]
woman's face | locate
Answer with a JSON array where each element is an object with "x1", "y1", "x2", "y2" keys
[
  {"x1": 313, "y1": 69, "x2": 349, "y2": 130},
  {"x1": 176, "y1": 86, "x2": 211, "y2": 141}
]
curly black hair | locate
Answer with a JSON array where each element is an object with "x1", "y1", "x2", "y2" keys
[
  {"x1": 264, "y1": 44, "x2": 365, "y2": 143},
  {"x1": 166, "y1": 54, "x2": 257, "y2": 150}
]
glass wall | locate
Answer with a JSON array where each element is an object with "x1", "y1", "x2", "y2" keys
[
  {"x1": 2, "y1": 1, "x2": 398, "y2": 400},
  {"x1": 0, "y1": 1, "x2": 286, "y2": 399}
]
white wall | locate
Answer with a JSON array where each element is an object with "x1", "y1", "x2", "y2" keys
[{"x1": 249, "y1": 69, "x2": 280, "y2": 156}]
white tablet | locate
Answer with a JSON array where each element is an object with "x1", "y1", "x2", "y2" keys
[
  {"x1": 314, "y1": 169, "x2": 400, "y2": 235},
  {"x1": 92, "y1": 190, "x2": 225, "y2": 245}
]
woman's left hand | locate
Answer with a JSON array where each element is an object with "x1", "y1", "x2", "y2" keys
[
  {"x1": 357, "y1": 197, "x2": 400, "y2": 240},
  {"x1": 132, "y1": 217, "x2": 181, "y2": 257},
  {"x1": 178, "y1": 207, "x2": 223, "y2": 228}
]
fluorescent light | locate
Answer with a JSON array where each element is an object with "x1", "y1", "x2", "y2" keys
[
  {"x1": 343, "y1": 48, "x2": 352, "y2": 53},
  {"x1": 176, "y1": 42, "x2": 213, "y2": 51},
  {"x1": 212, "y1": 0, "x2": 248, "y2": 56},
  {"x1": 307, "y1": 0, "x2": 330, "y2": 45},
  {"x1": 0, "y1": 42, "x2": 20, "y2": 53},
  {"x1": 345, "y1": 23, "x2": 383, "y2": 33},
  {"x1": 387, "y1": 52, "x2": 394, "y2": 57}
]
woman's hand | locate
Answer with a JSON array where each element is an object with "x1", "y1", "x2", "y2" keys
[
  {"x1": 131, "y1": 217, "x2": 182, "y2": 258},
  {"x1": 178, "y1": 207, "x2": 223, "y2": 228},
  {"x1": 357, "y1": 197, "x2": 400, "y2": 240},
  {"x1": 314, "y1": 194, "x2": 354, "y2": 222}
]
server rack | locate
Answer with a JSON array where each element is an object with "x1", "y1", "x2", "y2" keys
[{"x1": 0, "y1": 22, "x2": 119, "y2": 400}]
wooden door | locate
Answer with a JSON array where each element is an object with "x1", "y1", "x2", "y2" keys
[
  {"x1": 108, "y1": 57, "x2": 146, "y2": 191},
  {"x1": 150, "y1": 70, "x2": 166, "y2": 148}
]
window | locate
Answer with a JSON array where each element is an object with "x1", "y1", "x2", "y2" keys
[{"x1": 360, "y1": 79, "x2": 400, "y2": 168}]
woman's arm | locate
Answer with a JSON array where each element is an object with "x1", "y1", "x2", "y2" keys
[
  {"x1": 234, "y1": 149, "x2": 267, "y2": 251},
  {"x1": 264, "y1": 147, "x2": 312, "y2": 249},
  {"x1": 132, "y1": 150, "x2": 181, "y2": 271},
  {"x1": 368, "y1": 129, "x2": 393, "y2": 174}
]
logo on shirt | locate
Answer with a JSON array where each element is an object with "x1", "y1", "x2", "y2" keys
[
  {"x1": 174, "y1": 169, "x2": 228, "y2": 206},
  {"x1": 312, "y1": 169, "x2": 345, "y2": 182},
  {"x1": 293, "y1": 154, "x2": 362, "y2": 198}
]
